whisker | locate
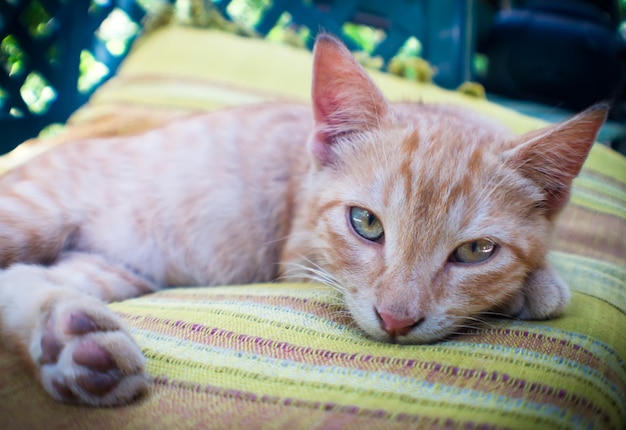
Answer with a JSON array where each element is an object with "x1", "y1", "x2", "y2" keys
[
  {"x1": 280, "y1": 256, "x2": 348, "y2": 296},
  {"x1": 463, "y1": 315, "x2": 499, "y2": 329},
  {"x1": 261, "y1": 231, "x2": 310, "y2": 249},
  {"x1": 480, "y1": 310, "x2": 517, "y2": 319}
]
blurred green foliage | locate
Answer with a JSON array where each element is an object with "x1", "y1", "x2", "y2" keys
[
  {"x1": 2, "y1": 0, "x2": 626, "y2": 117},
  {"x1": 0, "y1": 0, "x2": 150, "y2": 116}
]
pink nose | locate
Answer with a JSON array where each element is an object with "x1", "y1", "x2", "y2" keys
[{"x1": 377, "y1": 311, "x2": 423, "y2": 337}]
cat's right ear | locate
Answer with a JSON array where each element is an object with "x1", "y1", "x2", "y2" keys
[{"x1": 310, "y1": 34, "x2": 390, "y2": 166}]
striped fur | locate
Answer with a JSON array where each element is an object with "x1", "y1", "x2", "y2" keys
[{"x1": 0, "y1": 35, "x2": 606, "y2": 406}]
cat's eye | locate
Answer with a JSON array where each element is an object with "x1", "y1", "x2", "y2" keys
[
  {"x1": 349, "y1": 207, "x2": 384, "y2": 242},
  {"x1": 450, "y1": 239, "x2": 497, "y2": 264}
]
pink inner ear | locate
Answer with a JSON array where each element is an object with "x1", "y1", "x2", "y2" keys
[
  {"x1": 310, "y1": 130, "x2": 334, "y2": 166},
  {"x1": 509, "y1": 103, "x2": 608, "y2": 216},
  {"x1": 311, "y1": 39, "x2": 343, "y2": 126},
  {"x1": 310, "y1": 34, "x2": 389, "y2": 162},
  {"x1": 311, "y1": 35, "x2": 356, "y2": 125}
]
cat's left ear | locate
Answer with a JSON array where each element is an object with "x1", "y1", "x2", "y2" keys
[
  {"x1": 505, "y1": 103, "x2": 608, "y2": 217},
  {"x1": 310, "y1": 34, "x2": 390, "y2": 166}
]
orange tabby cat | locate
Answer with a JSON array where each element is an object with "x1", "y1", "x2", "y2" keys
[{"x1": 0, "y1": 35, "x2": 607, "y2": 406}]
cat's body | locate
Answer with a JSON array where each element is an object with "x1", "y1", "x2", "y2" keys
[
  {"x1": 0, "y1": 35, "x2": 607, "y2": 406},
  {"x1": 0, "y1": 104, "x2": 312, "y2": 286}
]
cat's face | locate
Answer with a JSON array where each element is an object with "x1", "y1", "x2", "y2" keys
[
  {"x1": 305, "y1": 107, "x2": 550, "y2": 343},
  {"x1": 299, "y1": 34, "x2": 606, "y2": 343}
]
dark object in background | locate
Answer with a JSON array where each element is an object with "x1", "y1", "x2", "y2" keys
[{"x1": 479, "y1": 0, "x2": 625, "y2": 117}]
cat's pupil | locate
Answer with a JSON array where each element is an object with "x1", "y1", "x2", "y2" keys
[
  {"x1": 472, "y1": 241, "x2": 487, "y2": 253},
  {"x1": 451, "y1": 239, "x2": 497, "y2": 264},
  {"x1": 349, "y1": 207, "x2": 384, "y2": 242}
]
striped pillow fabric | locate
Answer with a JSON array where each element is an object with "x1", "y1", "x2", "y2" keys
[{"x1": 1, "y1": 26, "x2": 624, "y2": 430}]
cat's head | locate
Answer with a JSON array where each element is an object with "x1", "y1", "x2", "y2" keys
[{"x1": 302, "y1": 34, "x2": 607, "y2": 343}]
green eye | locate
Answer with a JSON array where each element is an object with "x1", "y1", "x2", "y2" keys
[
  {"x1": 451, "y1": 239, "x2": 497, "y2": 264},
  {"x1": 349, "y1": 207, "x2": 384, "y2": 242}
]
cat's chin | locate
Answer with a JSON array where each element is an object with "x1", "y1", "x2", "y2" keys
[
  {"x1": 347, "y1": 308, "x2": 458, "y2": 345},
  {"x1": 361, "y1": 326, "x2": 458, "y2": 345}
]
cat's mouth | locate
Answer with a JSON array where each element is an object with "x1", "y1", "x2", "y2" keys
[
  {"x1": 347, "y1": 303, "x2": 490, "y2": 344},
  {"x1": 346, "y1": 305, "x2": 453, "y2": 344},
  {"x1": 368, "y1": 320, "x2": 475, "y2": 344},
  {"x1": 374, "y1": 308, "x2": 425, "y2": 338}
]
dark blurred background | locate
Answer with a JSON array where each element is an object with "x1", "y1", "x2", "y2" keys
[{"x1": 1, "y1": 0, "x2": 625, "y2": 154}]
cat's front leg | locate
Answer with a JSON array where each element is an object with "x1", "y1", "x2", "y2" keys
[
  {"x1": 517, "y1": 265, "x2": 571, "y2": 320},
  {"x1": 36, "y1": 291, "x2": 147, "y2": 405},
  {"x1": 0, "y1": 253, "x2": 156, "y2": 405},
  {"x1": 497, "y1": 265, "x2": 571, "y2": 320}
]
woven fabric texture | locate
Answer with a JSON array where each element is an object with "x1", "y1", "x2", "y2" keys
[{"x1": 0, "y1": 26, "x2": 625, "y2": 430}]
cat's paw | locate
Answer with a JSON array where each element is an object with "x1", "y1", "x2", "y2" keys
[
  {"x1": 33, "y1": 297, "x2": 148, "y2": 406},
  {"x1": 515, "y1": 265, "x2": 571, "y2": 320}
]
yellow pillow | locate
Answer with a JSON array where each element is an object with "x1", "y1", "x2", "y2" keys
[{"x1": 1, "y1": 26, "x2": 624, "y2": 429}]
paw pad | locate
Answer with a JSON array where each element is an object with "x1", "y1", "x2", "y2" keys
[
  {"x1": 67, "y1": 312, "x2": 99, "y2": 335},
  {"x1": 36, "y1": 301, "x2": 148, "y2": 405},
  {"x1": 72, "y1": 341, "x2": 114, "y2": 372}
]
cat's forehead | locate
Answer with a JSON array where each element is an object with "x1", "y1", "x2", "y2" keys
[
  {"x1": 335, "y1": 105, "x2": 523, "y2": 235},
  {"x1": 359, "y1": 105, "x2": 513, "y2": 181},
  {"x1": 394, "y1": 104, "x2": 512, "y2": 149}
]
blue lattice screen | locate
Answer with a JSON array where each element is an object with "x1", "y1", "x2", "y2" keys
[
  {"x1": 0, "y1": 0, "x2": 476, "y2": 154},
  {"x1": 0, "y1": 0, "x2": 169, "y2": 153}
]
